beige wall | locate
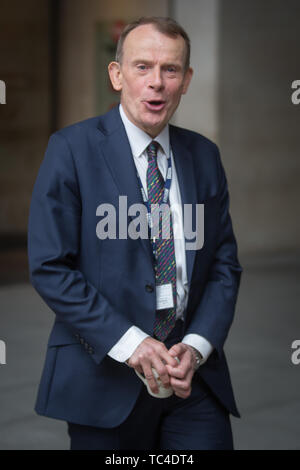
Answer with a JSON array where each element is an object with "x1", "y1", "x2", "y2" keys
[
  {"x1": 173, "y1": 0, "x2": 220, "y2": 143},
  {"x1": 175, "y1": 0, "x2": 300, "y2": 256},
  {"x1": 218, "y1": 0, "x2": 300, "y2": 255}
]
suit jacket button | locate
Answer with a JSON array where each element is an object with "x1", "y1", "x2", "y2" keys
[
  {"x1": 145, "y1": 283, "x2": 154, "y2": 293},
  {"x1": 88, "y1": 347, "x2": 94, "y2": 354},
  {"x1": 80, "y1": 338, "x2": 85, "y2": 345}
]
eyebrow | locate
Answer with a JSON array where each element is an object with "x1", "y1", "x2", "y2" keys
[
  {"x1": 131, "y1": 59, "x2": 154, "y2": 66},
  {"x1": 132, "y1": 59, "x2": 182, "y2": 69}
]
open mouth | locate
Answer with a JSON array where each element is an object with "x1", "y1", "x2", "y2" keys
[{"x1": 144, "y1": 100, "x2": 166, "y2": 111}]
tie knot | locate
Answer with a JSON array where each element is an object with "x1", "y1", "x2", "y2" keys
[{"x1": 147, "y1": 141, "x2": 160, "y2": 159}]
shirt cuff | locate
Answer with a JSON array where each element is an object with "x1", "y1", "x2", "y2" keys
[
  {"x1": 181, "y1": 334, "x2": 214, "y2": 366},
  {"x1": 107, "y1": 326, "x2": 150, "y2": 363}
]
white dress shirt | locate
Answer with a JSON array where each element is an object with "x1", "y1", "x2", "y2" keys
[{"x1": 107, "y1": 104, "x2": 213, "y2": 365}]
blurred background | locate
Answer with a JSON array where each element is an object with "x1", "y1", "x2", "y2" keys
[{"x1": 0, "y1": 0, "x2": 300, "y2": 449}]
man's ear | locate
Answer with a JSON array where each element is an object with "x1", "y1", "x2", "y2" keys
[
  {"x1": 108, "y1": 61, "x2": 123, "y2": 91},
  {"x1": 182, "y1": 67, "x2": 193, "y2": 95}
]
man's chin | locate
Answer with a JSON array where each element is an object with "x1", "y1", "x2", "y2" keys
[{"x1": 140, "y1": 116, "x2": 168, "y2": 136}]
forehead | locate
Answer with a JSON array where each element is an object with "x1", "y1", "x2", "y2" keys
[{"x1": 122, "y1": 24, "x2": 186, "y2": 64}]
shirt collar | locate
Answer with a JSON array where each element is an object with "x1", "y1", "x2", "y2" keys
[{"x1": 119, "y1": 104, "x2": 170, "y2": 158}]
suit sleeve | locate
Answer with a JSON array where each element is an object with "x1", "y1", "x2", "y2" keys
[
  {"x1": 28, "y1": 132, "x2": 134, "y2": 365},
  {"x1": 184, "y1": 145, "x2": 243, "y2": 357}
]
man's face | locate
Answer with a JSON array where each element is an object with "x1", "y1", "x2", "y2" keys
[{"x1": 109, "y1": 24, "x2": 193, "y2": 137}]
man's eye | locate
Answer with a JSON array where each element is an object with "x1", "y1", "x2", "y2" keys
[
  {"x1": 137, "y1": 65, "x2": 148, "y2": 71},
  {"x1": 167, "y1": 67, "x2": 176, "y2": 73}
]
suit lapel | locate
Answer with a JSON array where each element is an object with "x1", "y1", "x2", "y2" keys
[
  {"x1": 170, "y1": 126, "x2": 197, "y2": 287},
  {"x1": 96, "y1": 106, "x2": 154, "y2": 265}
]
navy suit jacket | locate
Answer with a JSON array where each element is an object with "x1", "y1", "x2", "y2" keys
[{"x1": 28, "y1": 105, "x2": 242, "y2": 428}]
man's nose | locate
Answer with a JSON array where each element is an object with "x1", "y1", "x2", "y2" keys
[{"x1": 148, "y1": 68, "x2": 164, "y2": 90}]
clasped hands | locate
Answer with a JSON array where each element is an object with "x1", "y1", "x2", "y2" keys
[{"x1": 126, "y1": 337, "x2": 200, "y2": 399}]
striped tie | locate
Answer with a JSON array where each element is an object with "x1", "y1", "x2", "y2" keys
[{"x1": 146, "y1": 141, "x2": 177, "y2": 341}]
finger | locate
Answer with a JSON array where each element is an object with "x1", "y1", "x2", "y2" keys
[
  {"x1": 150, "y1": 359, "x2": 171, "y2": 389},
  {"x1": 168, "y1": 343, "x2": 186, "y2": 358},
  {"x1": 170, "y1": 374, "x2": 192, "y2": 394},
  {"x1": 159, "y1": 348, "x2": 179, "y2": 368},
  {"x1": 170, "y1": 371, "x2": 193, "y2": 389},
  {"x1": 136, "y1": 365, "x2": 143, "y2": 374},
  {"x1": 170, "y1": 373, "x2": 193, "y2": 397},
  {"x1": 166, "y1": 364, "x2": 187, "y2": 380},
  {"x1": 142, "y1": 364, "x2": 159, "y2": 394},
  {"x1": 147, "y1": 345, "x2": 178, "y2": 388},
  {"x1": 174, "y1": 389, "x2": 191, "y2": 399},
  {"x1": 165, "y1": 354, "x2": 191, "y2": 379}
]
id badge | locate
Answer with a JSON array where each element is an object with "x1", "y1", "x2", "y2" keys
[{"x1": 156, "y1": 283, "x2": 174, "y2": 310}]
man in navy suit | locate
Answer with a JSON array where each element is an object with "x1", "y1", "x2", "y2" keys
[{"x1": 28, "y1": 16, "x2": 242, "y2": 450}]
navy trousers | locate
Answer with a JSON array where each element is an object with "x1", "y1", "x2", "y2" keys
[{"x1": 67, "y1": 321, "x2": 234, "y2": 450}]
